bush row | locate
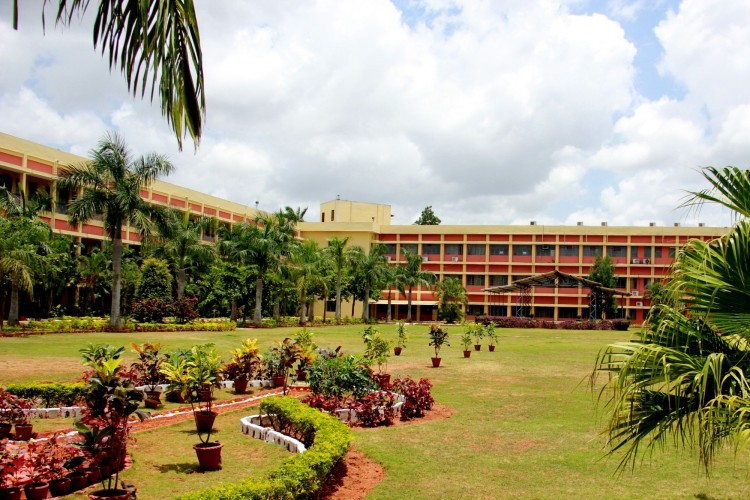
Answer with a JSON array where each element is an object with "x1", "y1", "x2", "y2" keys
[
  {"x1": 180, "y1": 396, "x2": 352, "y2": 500},
  {"x1": 133, "y1": 320, "x2": 236, "y2": 332},
  {"x1": 241, "y1": 316, "x2": 366, "y2": 328},
  {"x1": 5, "y1": 382, "x2": 86, "y2": 407},
  {"x1": 476, "y1": 316, "x2": 631, "y2": 331}
]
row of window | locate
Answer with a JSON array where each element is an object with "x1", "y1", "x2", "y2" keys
[
  {"x1": 412, "y1": 274, "x2": 653, "y2": 289},
  {"x1": 382, "y1": 243, "x2": 677, "y2": 258}
]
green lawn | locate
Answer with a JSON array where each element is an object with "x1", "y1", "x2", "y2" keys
[{"x1": 2, "y1": 325, "x2": 749, "y2": 499}]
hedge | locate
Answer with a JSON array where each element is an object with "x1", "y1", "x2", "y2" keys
[
  {"x1": 179, "y1": 397, "x2": 353, "y2": 500},
  {"x1": 476, "y1": 316, "x2": 631, "y2": 331},
  {"x1": 5, "y1": 382, "x2": 87, "y2": 407}
]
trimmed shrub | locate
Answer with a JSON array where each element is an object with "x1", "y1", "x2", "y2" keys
[
  {"x1": 476, "y1": 316, "x2": 626, "y2": 331},
  {"x1": 392, "y1": 377, "x2": 434, "y2": 420},
  {"x1": 307, "y1": 354, "x2": 376, "y2": 400},
  {"x1": 180, "y1": 396, "x2": 352, "y2": 500},
  {"x1": 5, "y1": 382, "x2": 87, "y2": 407}
]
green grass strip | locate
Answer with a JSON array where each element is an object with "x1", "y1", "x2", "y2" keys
[{"x1": 179, "y1": 396, "x2": 352, "y2": 500}]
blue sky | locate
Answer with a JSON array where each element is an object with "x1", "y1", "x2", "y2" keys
[{"x1": 1, "y1": 0, "x2": 748, "y2": 227}]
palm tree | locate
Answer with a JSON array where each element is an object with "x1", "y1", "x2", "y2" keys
[
  {"x1": 398, "y1": 250, "x2": 435, "y2": 323},
  {"x1": 282, "y1": 206, "x2": 308, "y2": 223},
  {"x1": 594, "y1": 166, "x2": 750, "y2": 473},
  {"x1": 13, "y1": 1, "x2": 205, "y2": 150},
  {"x1": 287, "y1": 239, "x2": 325, "y2": 325},
  {"x1": 435, "y1": 276, "x2": 468, "y2": 323},
  {"x1": 349, "y1": 244, "x2": 388, "y2": 322},
  {"x1": 152, "y1": 210, "x2": 216, "y2": 298},
  {"x1": 77, "y1": 247, "x2": 111, "y2": 315},
  {"x1": 58, "y1": 132, "x2": 174, "y2": 328},
  {"x1": 325, "y1": 236, "x2": 350, "y2": 322}
]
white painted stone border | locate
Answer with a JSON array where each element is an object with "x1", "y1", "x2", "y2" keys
[{"x1": 240, "y1": 414, "x2": 307, "y2": 454}]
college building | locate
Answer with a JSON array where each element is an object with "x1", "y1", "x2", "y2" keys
[{"x1": 0, "y1": 132, "x2": 728, "y2": 324}]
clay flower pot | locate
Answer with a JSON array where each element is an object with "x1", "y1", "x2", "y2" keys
[
  {"x1": 13, "y1": 423, "x2": 33, "y2": 441},
  {"x1": 88, "y1": 488, "x2": 131, "y2": 499},
  {"x1": 23, "y1": 482, "x2": 49, "y2": 500},
  {"x1": 489, "y1": 345, "x2": 496, "y2": 352},
  {"x1": 463, "y1": 350, "x2": 471, "y2": 358},
  {"x1": 431, "y1": 357, "x2": 442, "y2": 368},
  {"x1": 474, "y1": 344, "x2": 481, "y2": 351},
  {"x1": 49, "y1": 477, "x2": 71, "y2": 497},
  {"x1": 271, "y1": 376, "x2": 285, "y2": 388},
  {"x1": 0, "y1": 422, "x2": 11, "y2": 439},
  {"x1": 194, "y1": 410, "x2": 217, "y2": 434},
  {"x1": 67, "y1": 471, "x2": 89, "y2": 492},
  {"x1": 233, "y1": 379, "x2": 249, "y2": 394},
  {"x1": 0, "y1": 486, "x2": 22, "y2": 500},
  {"x1": 393, "y1": 347, "x2": 402, "y2": 356},
  {"x1": 194, "y1": 442, "x2": 224, "y2": 471}
]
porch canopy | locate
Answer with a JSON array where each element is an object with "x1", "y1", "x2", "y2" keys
[{"x1": 483, "y1": 270, "x2": 630, "y2": 320}]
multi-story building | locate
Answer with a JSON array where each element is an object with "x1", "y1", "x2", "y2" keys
[{"x1": 1, "y1": 132, "x2": 728, "y2": 324}]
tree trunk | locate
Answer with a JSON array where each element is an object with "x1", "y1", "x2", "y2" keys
[
  {"x1": 0, "y1": 286, "x2": 4, "y2": 331},
  {"x1": 351, "y1": 297, "x2": 356, "y2": 317},
  {"x1": 308, "y1": 299, "x2": 314, "y2": 321},
  {"x1": 406, "y1": 286, "x2": 413, "y2": 322},
  {"x1": 230, "y1": 297, "x2": 237, "y2": 321},
  {"x1": 8, "y1": 282, "x2": 20, "y2": 326},
  {"x1": 362, "y1": 284, "x2": 370, "y2": 322},
  {"x1": 387, "y1": 288, "x2": 392, "y2": 322},
  {"x1": 300, "y1": 295, "x2": 307, "y2": 324},
  {"x1": 110, "y1": 238, "x2": 123, "y2": 329},
  {"x1": 253, "y1": 277, "x2": 263, "y2": 326},
  {"x1": 177, "y1": 268, "x2": 187, "y2": 298},
  {"x1": 273, "y1": 300, "x2": 280, "y2": 322},
  {"x1": 73, "y1": 285, "x2": 80, "y2": 315},
  {"x1": 335, "y1": 269, "x2": 342, "y2": 322}
]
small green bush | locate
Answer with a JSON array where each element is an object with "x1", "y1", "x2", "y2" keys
[
  {"x1": 180, "y1": 396, "x2": 352, "y2": 500},
  {"x1": 5, "y1": 382, "x2": 87, "y2": 407},
  {"x1": 307, "y1": 354, "x2": 376, "y2": 399}
]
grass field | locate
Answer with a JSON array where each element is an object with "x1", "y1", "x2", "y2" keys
[{"x1": 2, "y1": 324, "x2": 750, "y2": 499}]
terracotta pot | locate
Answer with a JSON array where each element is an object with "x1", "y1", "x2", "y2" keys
[
  {"x1": 0, "y1": 422, "x2": 11, "y2": 439},
  {"x1": 393, "y1": 347, "x2": 402, "y2": 356},
  {"x1": 0, "y1": 486, "x2": 22, "y2": 500},
  {"x1": 474, "y1": 344, "x2": 481, "y2": 351},
  {"x1": 85, "y1": 466, "x2": 101, "y2": 485},
  {"x1": 166, "y1": 390, "x2": 185, "y2": 404},
  {"x1": 194, "y1": 442, "x2": 224, "y2": 471},
  {"x1": 88, "y1": 488, "x2": 130, "y2": 500},
  {"x1": 431, "y1": 357, "x2": 442, "y2": 368},
  {"x1": 13, "y1": 423, "x2": 33, "y2": 441},
  {"x1": 489, "y1": 345, "x2": 496, "y2": 352},
  {"x1": 67, "y1": 471, "x2": 89, "y2": 492},
  {"x1": 145, "y1": 390, "x2": 162, "y2": 402},
  {"x1": 233, "y1": 378, "x2": 249, "y2": 394},
  {"x1": 295, "y1": 369, "x2": 307, "y2": 382},
  {"x1": 463, "y1": 350, "x2": 471, "y2": 358},
  {"x1": 144, "y1": 398, "x2": 159, "y2": 409},
  {"x1": 194, "y1": 410, "x2": 217, "y2": 434},
  {"x1": 271, "y1": 376, "x2": 285, "y2": 388},
  {"x1": 23, "y1": 482, "x2": 49, "y2": 500},
  {"x1": 49, "y1": 477, "x2": 71, "y2": 497}
]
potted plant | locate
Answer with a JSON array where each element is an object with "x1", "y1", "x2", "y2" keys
[
  {"x1": 267, "y1": 338, "x2": 302, "y2": 394},
  {"x1": 162, "y1": 344, "x2": 224, "y2": 471},
  {"x1": 130, "y1": 342, "x2": 166, "y2": 408},
  {"x1": 460, "y1": 327, "x2": 472, "y2": 358},
  {"x1": 362, "y1": 327, "x2": 392, "y2": 387},
  {"x1": 9, "y1": 395, "x2": 34, "y2": 441},
  {"x1": 294, "y1": 328, "x2": 317, "y2": 381},
  {"x1": 45, "y1": 433, "x2": 82, "y2": 497},
  {"x1": 472, "y1": 322, "x2": 484, "y2": 351},
  {"x1": 0, "y1": 388, "x2": 15, "y2": 439},
  {"x1": 428, "y1": 323, "x2": 450, "y2": 368},
  {"x1": 394, "y1": 321, "x2": 407, "y2": 356},
  {"x1": 77, "y1": 345, "x2": 147, "y2": 500},
  {"x1": 225, "y1": 339, "x2": 261, "y2": 394},
  {"x1": 0, "y1": 443, "x2": 25, "y2": 500},
  {"x1": 162, "y1": 349, "x2": 191, "y2": 403},
  {"x1": 485, "y1": 322, "x2": 498, "y2": 352}
]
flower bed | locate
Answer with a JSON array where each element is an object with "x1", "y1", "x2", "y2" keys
[
  {"x1": 180, "y1": 397, "x2": 352, "y2": 500},
  {"x1": 476, "y1": 316, "x2": 630, "y2": 331}
]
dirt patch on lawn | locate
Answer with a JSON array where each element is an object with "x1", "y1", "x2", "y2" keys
[{"x1": 316, "y1": 446, "x2": 385, "y2": 500}]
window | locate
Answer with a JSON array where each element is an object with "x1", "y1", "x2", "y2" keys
[
  {"x1": 383, "y1": 243, "x2": 396, "y2": 254},
  {"x1": 401, "y1": 243, "x2": 418, "y2": 255},
  {"x1": 489, "y1": 305, "x2": 505, "y2": 316},
  {"x1": 442, "y1": 274, "x2": 462, "y2": 283},
  {"x1": 490, "y1": 244, "x2": 508, "y2": 255},
  {"x1": 536, "y1": 245, "x2": 555, "y2": 257},
  {"x1": 644, "y1": 246, "x2": 652, "y2": 258},
  {"x1": 422, "y1": 244, "x2": 440, "y2": 255},
  {"x1": 331, "y1": 210, "x2": 335, "y2": 222},
  {"x1": 321, "y1": 213, "x2": 325, "y2": 222},
  {"x1": 513, "y1": 245, "x2": 531, "y2": 256},
  {"x1": 583, "y1": 245, "x2": 602, "y2": 257},
  {"x1": 615, "y1": 277, "x2": 626, "y2": 288},
  {"x1": 559, "y1": 245, "x2": 579, "y2": 257},
  {"x1": 466, "y1": 275, "x2": 485, "y2": 286},
  {"x1": 668, "y1": 247, "x2": 677, "y2": 258},
  {"x1": 607, "y1": 246, "x2": 626, "y2": 257},
  {"x1": 655, "y1": 247, "x2": 663, "y2": 258},
  {"x1": 444, "y1": 243, "x2": 463, "y2": 255},
  {"x1": 489, "y1": 275, "x2": 508, "y2": 287},
  {"x1": 630, "y1": 246, "x2": 638, "y2": 258},
  {"x1": 535, "y1": 307, "x2": 555, "y2": 318},
  {"x1": 630, "y1": 278, "x2": 638, "y2": 289},
  {"x1": 56, "y1": 188, "x2": 71, "y2": 215},
  {"x1": 466, "y1": 305, "x2": 484, "y2": 316},
  {"x1": 467, "y1": 244, "x2": 486, "y2": 256}
]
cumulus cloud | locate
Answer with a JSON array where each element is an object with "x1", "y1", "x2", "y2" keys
[{"x1": 0, "y1": 0, "x2": 747, "y2": 227}]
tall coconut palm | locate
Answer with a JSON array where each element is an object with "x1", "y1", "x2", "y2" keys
[
  {"x1": 152, "y1": 210, "x2": 216, "y2": 298},
  {"x1": 325, "y1": 236, "x2": 350, "y2": 322},
  {"x1": 398, "y1": 250, "x2": 435, "y2": 323},
  {"x1": 349, "y1": 244, "x2": 388, "y2": 322},
  {"x1": 594, "y1": 166, "x2": 750, "y2": 473},
  {"x1": 13, "y1": 1, "x2": 205, "y2": 150},
  {"x1": 286, "y1": 239, "x2": 325, "y2": 325},
  {"x1": 58, "y1": 133, "x2": 174, "y2": 328}
]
